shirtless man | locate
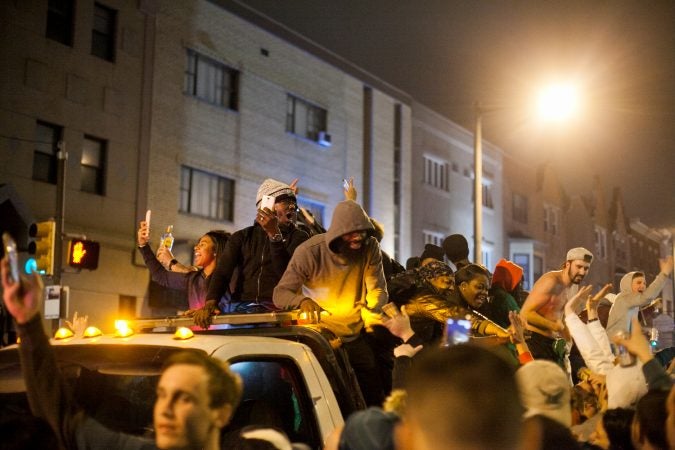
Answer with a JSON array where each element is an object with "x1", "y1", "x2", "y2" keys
[{"x1": 520, "y1": 247, "x2": 593, "y2": 365}]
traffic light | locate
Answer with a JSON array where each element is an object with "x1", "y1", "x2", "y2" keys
[
  {"x1": 67, "y1": 239, "x2": 100, "y2": 270},
  {"x1": 28, "y1": 220, "x2": 56, "y2": 275}
]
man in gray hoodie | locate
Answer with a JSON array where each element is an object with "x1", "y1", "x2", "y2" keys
[
  {"x1": 273, "y1": 199, "x2": 388, "y2": 405},
  {"x1": 605, "y1": 256, "x2": 673, "y2": 339}
]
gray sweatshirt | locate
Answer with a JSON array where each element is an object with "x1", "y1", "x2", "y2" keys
[{"x1": 605, "y1": 271, "x2": 668, "y2": 337}]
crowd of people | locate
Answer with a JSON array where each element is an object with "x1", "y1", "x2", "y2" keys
[{"x1": 1, "y1": 176, "x2": 674, "y2": 449}]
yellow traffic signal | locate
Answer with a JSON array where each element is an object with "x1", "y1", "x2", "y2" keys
[
  {"x1": 68, "y1": 239, "x2": 100, "y2": 270},
  {"x1": 28, "y1": 221, "x2": 56, "y2": 275}
]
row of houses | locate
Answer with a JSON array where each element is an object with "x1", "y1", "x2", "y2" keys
[{"x1": 1, "y1": 0, "x2": 672, "y2": 329}]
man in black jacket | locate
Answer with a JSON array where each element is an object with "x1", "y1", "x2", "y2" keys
[
  {"x1": 195, "y1": 178, "x2": 309, "y2": 328},
  {"x1": 1, "y1": 258, "x2": 242, "y2": 450}
]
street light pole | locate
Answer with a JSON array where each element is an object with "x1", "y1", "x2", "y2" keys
[{"x1": 474, "y1": 103, "x2": 482, "y2": 265}]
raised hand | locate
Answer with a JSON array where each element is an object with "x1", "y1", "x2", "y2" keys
[
  {"x1": 1, "y1": 258, "x2": 43, "y2": 325},
  {"x1": 659, "y1": 256, "x2": 673, "y2": 276},
  {"x1": 564, "y1": 284, "x2": 593, "y2": 317},
  {"x1": 137, "y1": 220, "x2": 150, "y2": 246}
]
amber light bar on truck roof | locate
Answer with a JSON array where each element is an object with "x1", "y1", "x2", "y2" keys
[{"x1": 130, "y1": 310, "x2": 299, "y2": 333}]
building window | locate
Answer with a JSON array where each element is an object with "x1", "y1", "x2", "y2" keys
[
  {"x1": 46, "y1": 0, "x2": 74, "y2": 46},
  {"x1": 513, "y1": 253, "x2": 531, "y2": 290},
  {"x1": 286, "y1": 94, "x2": 327, "y2": 141},
  {"x1": 297, "y1": 197, "x2": 325, "y2": 229},
  {"x1": 482, "y1": 182, "x2": 494, "y2": 209},
  {"x1": 595, "y1": 226, "x2": 607, "y2": 260},
  {"x1": 423, "y1": 230, "x2": 445, "y2": 248},
  {"x1": 33, "y1": 121, "x2": 62, "y2": 184},
  {"x1": 184, "y1": 49, "x2": 239, "y2": 110},
  {"x1": 81, "y1": 136, "x2": 106, "y2": 195},
  {"x1": 512, "y1": 193, "x2": 528, "y2": 223},
  {"x1": 471, "y1": 180, "x2": 494, "y2": 209},
  {"x1": 543, "y1": 204, "x2": 559, "y2": 235},
  {"x1": 180, "y1": 166, "x2": 234, "y2": 221},
  {"x1": 91, "y1": 3, "x2": 117, "y2": 62},
  {"x1": 451, "y1": 161, "x2": 459, "y2": 172},
  {"x1": 423, "y1": 155, "x2": 449, "y2": 191}
]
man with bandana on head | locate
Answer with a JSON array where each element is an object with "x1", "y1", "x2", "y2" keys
[
  {"x1": 196, "y1": 178, "x2": 309, "y2": 328},
  {"x1": 520, "y1": 247, "x2": 594, "y2": 366},
  {"x1": 273, "y1": 199, "x2": 388, "y2": 406}
]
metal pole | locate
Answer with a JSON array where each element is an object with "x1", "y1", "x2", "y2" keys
[
  {"x1": 55, "y1": 141, "x2": 67, "y2": 285},
  {"x1": 474, "y1": 104, "x2": 482, "y2": 265}
]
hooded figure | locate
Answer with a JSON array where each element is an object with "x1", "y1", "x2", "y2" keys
[
  {"x1": 273, "y1": 200, "x2": 387, "y2": 340},
  {"x1": 606, "y1": 270, "x2": 669, "y2": 338}
]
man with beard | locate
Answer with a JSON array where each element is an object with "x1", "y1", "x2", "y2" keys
[
  {"x1": 196, "y1": 178, "x2": 309, "y2": 328},
  {"x1": 273, "y1": 199, "x2": 388, "y2": 406},
  {"x1": 520, "y1": 247, "x2": 593, "y2": 365}
]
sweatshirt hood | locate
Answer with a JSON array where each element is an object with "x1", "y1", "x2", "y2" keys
[
  {"x1": 492, "y1": 258, "x2": 524, "y2": 292},
  {"x1": 619, "y1": 271, "x2": 638, "y2": 293},
  {"x1": 326, "y1": 200, "x2": 374, "y2": 253}
]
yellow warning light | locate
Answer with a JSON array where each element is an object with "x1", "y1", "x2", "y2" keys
[
  {"x1": 173, "y1": 327, "x2": 194, "y2": 340},
  {"x1": 54, "y1": 327, "x2": 75, "y2": 340},
  {"x1": 83, "y1": 326, "x2": 102, "y2": 338},
  {"x1": 114, "y1": 320, "x2": 134, "y2": 338}
]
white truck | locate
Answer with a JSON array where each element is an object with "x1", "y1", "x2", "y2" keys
[{"x1": 0, "y1": 312, "x2": 367, "y2": 449}]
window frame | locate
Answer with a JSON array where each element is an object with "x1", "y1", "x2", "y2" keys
[
  {"x1": 91, "y1": 2, "x2": 117, "y2": 62},
  {"x1": 179, "y1": 166, "x2": 235, "y2": 221},
  {"x1": 46, "y1": 0, "x2": 74, "y2": 46},
  {"x1": 184, "y1": 49, "x2": 239, "y2": 110},
  {"x1": 80, "y1": 135, "x2": 107, "y2": 196},
  {"x1": 33, "y1": 120, "x2": 62, "y2": 184},
  {"x1": 422, "y1": 155, "x2": 450, "y2": 192},
  {"x1": 285, "y1": 94, "x2": 327, "y2": 142}
]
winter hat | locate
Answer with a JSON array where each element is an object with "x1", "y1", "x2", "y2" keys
[
  {"x1": 255, "y1": 178, "x2": 295, "y2": 206},
  {"x1": 516, "y1": 360, "x2": 572, "y2": 427},
  {"x1": 565, "y1": 247, "x2": 593, "y2": 264},
  {"x1": 492, "y1": 258, "x2": 524, "y2": 292},
  {"x1": 442, "y1": 234, "x2": 469, "y2": 263},
  {"x1": 338, "y1": 407, "x2": 399, "y2": 450},
  {"x1": 420, "y1": 243, "x2": 444, "y2": 262}
]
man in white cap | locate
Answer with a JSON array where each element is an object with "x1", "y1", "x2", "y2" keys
[
  {"x1": 520, "y1": 247, "x2": 593, "y2": 365},
  {"x1": 196, "y1": 178, "x2": 310, "y2": 327}
]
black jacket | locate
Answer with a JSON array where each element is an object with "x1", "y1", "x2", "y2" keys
[{"x1": 206, "y1": 223, "x2": 309, "y2": 308}]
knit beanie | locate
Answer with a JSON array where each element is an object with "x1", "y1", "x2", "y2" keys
[{"x1": 255, "y1": 179, "x2": 295, "y2": 206}]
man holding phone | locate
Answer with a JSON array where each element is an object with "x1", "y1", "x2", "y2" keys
[{"x1": 196, "y1": 178, "x2": 309, "y2": 327}]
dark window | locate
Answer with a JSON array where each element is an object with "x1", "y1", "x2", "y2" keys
[
  {"x1": 286, "y1": 94, "x2": 327, "y2": 141},
  {"x1": 184, "y1": 49, "x2": 239, "y2": 110},
  {"x1": 91, "y1": 3, "x2": 116, "y2": 62},
  {"x1": 513, "y1": 253, "x2": 531, "y2": 290},
  {"x1": 512, "y1": 193, "x2": 528, "y2": 223},
  {"x1": 46, "y1": 0, "x2": 74, "y2": 46},
  {"x1": 180, "y1": 166, "x2": 234, "y2": 221},
  {"x1": 33, "y1": 121, "x2": 61, "y2": 184},
  {"x1": 81, "y1": 136, "x2": 106, "y2": 195}
]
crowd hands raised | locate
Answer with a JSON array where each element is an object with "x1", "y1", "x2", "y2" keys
[{"x1": 3, "y1": 172, "x2": 675, "y2": 450}]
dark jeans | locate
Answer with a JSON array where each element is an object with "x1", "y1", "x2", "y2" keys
[
  {"x1": 343, "y1": 334, "x2": 386, "y2": 407},
  {"x1": 528, "y1": 331, "x2": 566, "y2": 368}
]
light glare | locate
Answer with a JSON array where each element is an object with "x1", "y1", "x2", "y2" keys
[{"x1": 537, "y1": 84, "x2": 579, "y2": 121}]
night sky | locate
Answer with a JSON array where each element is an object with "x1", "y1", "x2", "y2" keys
[{"x1": 240, "y1": 0, "x2": 675, "y2": 230}]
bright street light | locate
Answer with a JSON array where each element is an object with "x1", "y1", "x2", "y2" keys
[
  {"x1": 473, "y1": 84, "x2": 579, "y2": 265},
  {"x1": 536, "y1": 83, "x2": 579, "y2": 122}
]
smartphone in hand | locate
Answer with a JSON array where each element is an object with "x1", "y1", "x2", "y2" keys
[
  {"x1": 2, "y1": 232, "x2": 20, "y2": 283},
  {"x1": 261, "y1": 195, "x2": 275, "y2": 211}
]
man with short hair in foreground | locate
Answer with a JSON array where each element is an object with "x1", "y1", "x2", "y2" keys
[
  {"x1": 396, "y1": 345, "x2": 524, "y2": 450},
  {"x1": 1, "y1": 258, "x2": 242, "y2": 450}
]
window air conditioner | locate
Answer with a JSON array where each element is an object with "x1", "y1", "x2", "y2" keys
[{"x1": 317, "y1": 131, "x2": 332, "y2": 147}]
